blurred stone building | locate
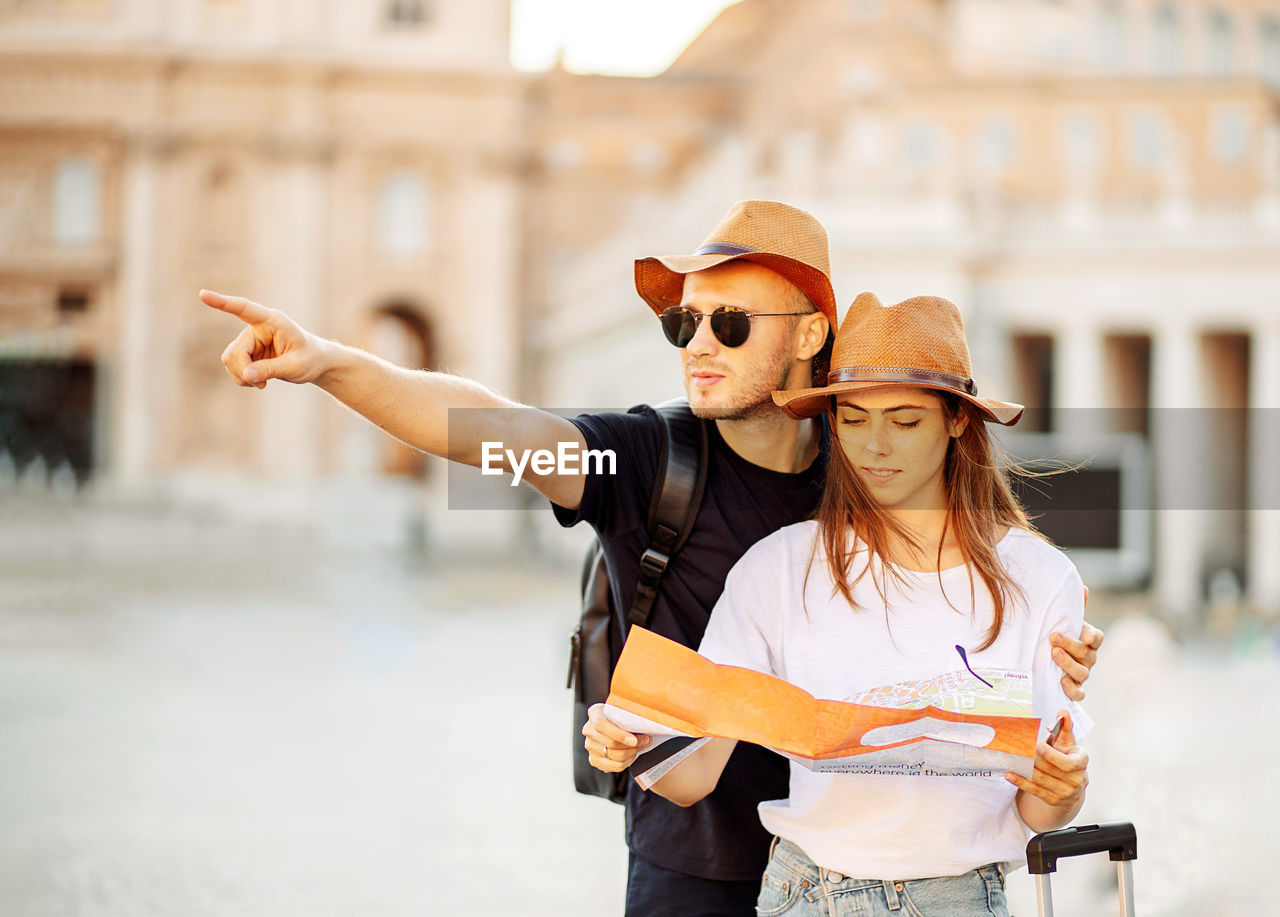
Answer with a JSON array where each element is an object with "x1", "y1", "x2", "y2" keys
[
  {"x1": 1, "y1": 0, "x2": 1278, "y2": 619},
  {"x1": 0, "y1": 0, "x2": 528, "y2": 543},
  {"x1": 534, "y1": 0, "x2": 1280, "y2": 622}
]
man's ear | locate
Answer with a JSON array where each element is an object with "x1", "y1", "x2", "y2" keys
[{"x1": 794, "y1": 312, "x2": 829, "y2": 361}]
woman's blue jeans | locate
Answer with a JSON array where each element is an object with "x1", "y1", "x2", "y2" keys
[{"x1": 755, "y1": 837, "x2": 1009, "y2": 917}]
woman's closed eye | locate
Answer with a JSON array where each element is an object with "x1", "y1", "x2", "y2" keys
[{"x1": 838, "y1": 418, "x2": 919, "y2": 429}]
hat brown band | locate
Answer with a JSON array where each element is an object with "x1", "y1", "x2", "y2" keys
[
  {"x1": 694, "y1": 242, "x2": 760, "y2": 256},
  {"x1": 826, "y1": 366, "x2": 979, "y2": 397}
]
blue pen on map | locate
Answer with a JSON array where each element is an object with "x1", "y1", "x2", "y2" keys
[{"x1": 954, "y1": 644, "x2": 995, "y2": 690}]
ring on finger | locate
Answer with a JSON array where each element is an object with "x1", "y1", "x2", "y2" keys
[{"x1": 601, "y1": 744, "x2": 611, "y2": 761}]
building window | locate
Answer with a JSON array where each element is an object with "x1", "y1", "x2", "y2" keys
[
  {"x1": 57, "y1": 288, "x2": 91, "y2": 317},
  {"x1": 544, "y1": 139, "x2": 583, "y2": 172},
  {"x1": 375, "y1": 170, "x2": 431, "y2": 256},
  {"x1": 1211, "y1": 104, "x2": 1249, "y2": 165},
  {"x1": 901, "y1": 119, "x2": 944, "y2": 176},
  {"x1": 1206, "y1": 10, "x2": 1234, "y2": 75},
  {"x1": 1150, "y1": 3, "x2": 1181, "y2": 75},
  {"x1": 1097, "y1": 0, "x2": 1127, "y2": 71},
  {"x1": 52, "y1": 156, "x2": 100, "y2": 245},
  {"x1": 1127, "y1": 108, "x2": 1168, "y2": 166},
  {"x1": 1060, "y1": 111, "x2": 1102, "y2": 176},
  {"x1": 370, "y1": 304, "x2": 434, "y2": 478},
  {"x1": 629, "y1": 142, "x2": 669, "y2": 175},
  {"x1": 202, "y1": 161, "x2": 244, "y2": 253},
  {"x1": 386, "y1": 0, "x2": 429, "y2": 27},
  {"x1": 973, "y1": 117, "x2": 1018, "y2": 175},
  {"x1": 1263, "y1": 17, "x2": 1280, "y2": 86}
]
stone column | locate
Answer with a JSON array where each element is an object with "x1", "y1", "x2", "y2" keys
[
  {"x1": 1150, "y1": 322, "x2": 1206, "y2": 626},
  {"x1": 427, "y1": 156, "x2": 526, "y2": 552},
  {"x1": 1254, "y1": 121, "x2": 1280, "y2": 230},
  {"x1": 1248, "y1": 321, "x2": 1280, "y2": 615},
  {"x1": 1053, "y1": 321, "x2": 1105, "y2": 445},
  {"x1": 113, "y1": 136, "x2": 164, "y2": 485},
  {"x1": 451, "y1": 163, "x2": 522, "y2": 398},
  {"x1": 960, "y1": 276, "x2": 1011, "y2": 411},
  {"x1": 251, "y1": 131, "x2": 330, "y2": 484}
]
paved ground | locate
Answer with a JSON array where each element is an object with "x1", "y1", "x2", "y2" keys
[{"x1": 2, "y1": 493, "x2": 1278, "y2": 916}]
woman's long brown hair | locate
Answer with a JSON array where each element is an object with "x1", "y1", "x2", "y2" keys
[{"x1": 812, "y1": 392, "x2": 1038, "y2": 651}]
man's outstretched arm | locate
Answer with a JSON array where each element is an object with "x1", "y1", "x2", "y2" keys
[{"x1": 201, "y1": 289, "x2": 588, "y2": 510}]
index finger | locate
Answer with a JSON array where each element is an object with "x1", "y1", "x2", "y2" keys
[
  {"x1": 200, "y1": 289, "x2": 272, "y2": 325},
  {"x1": 582, "y1": 713, "x2": 642, "y2": 748}
]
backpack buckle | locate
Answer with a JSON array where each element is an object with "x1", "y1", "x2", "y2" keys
[{"x1": 638, "y1": 547, "x2": 670, "y2": 580}]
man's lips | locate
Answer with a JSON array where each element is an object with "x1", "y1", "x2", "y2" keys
[{"x1": 689, "y1": 369, "x2": 726, "y2": 388}]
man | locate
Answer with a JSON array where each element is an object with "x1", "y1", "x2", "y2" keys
[{"x1": 204, "y1": 200, "x2": 1102, "y2": 916}]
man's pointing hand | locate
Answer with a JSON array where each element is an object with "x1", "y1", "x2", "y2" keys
[{"x1": 201, "y1": 289, "x2": 330, "y2": 389}]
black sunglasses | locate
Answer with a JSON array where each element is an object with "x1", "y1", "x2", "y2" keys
[{"x1": 659, "y1": 306, "x2": 802, "y2": 349}]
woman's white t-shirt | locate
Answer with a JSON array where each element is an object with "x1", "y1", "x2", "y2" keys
[{"x1": 697, "y1": 521, "x2": 1091, "y2": 880}]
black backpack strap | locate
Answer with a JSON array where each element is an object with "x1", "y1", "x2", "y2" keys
[{"x1": 628, "y1": 399, "x2": 709, "y2": 627}]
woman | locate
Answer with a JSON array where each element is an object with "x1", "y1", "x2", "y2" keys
[{"x1": 594, "y1": 293, "x2": 1089, "y2": 917}]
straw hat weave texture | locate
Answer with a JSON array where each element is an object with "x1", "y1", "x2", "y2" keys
[
  {"x1": 773, "y1": 292, "x2": 1024, "y2": 425},
  {"x1": 634, "y1": 200, "x2": 837, "y2": 324}
]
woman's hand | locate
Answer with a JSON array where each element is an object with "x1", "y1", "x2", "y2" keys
[
  {"x1": 1007, "y1": 710, "x2": 1088, "y2": 831},
  {"x1": 582, "y1": 702, "x2": 651, "y2": 773},
  {"x1": 1052, "y1": 613, "x2": 1104, "y2": 701}
]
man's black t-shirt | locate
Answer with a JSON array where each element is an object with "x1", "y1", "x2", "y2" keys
[{"x1": 552, "y1": 405, "x2": 829, "y2": 882}]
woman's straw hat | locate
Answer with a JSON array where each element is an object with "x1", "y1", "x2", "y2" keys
[
  {"x1": 772, "y1": 292, "x2": 1024, "y2": 425},
  {"x1": 634, "y1": 200, "x2": 838, "y2": 325}
]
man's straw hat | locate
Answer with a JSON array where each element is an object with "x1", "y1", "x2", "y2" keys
[
  {"x1": 634, "y1": 200, "x2": 837, "y2": 325},
  {"x1": 773, "y1": 292, "x2": 1024, "y2": 425}
]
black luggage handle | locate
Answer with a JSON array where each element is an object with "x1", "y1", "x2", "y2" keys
[{"x1": 1026, "y1": 822, "x2": 1137, "y2": 875}]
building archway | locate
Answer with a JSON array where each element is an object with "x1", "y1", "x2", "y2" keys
[{"x1": 365, "y1": 300, "x2": 436, "y2": 479}]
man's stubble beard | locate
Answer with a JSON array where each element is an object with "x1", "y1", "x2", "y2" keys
[{"x1": 687, "y1": 345, "x2": 795, "y2": 422}]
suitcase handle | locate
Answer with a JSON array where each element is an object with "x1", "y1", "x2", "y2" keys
[{"x1": 1026, "y1": 822, "x2": 1137, "y2": 874}]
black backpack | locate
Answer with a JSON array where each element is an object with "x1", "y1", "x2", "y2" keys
[{"x1": 567, "y1": 400, "x2": 709, "y2": 803}]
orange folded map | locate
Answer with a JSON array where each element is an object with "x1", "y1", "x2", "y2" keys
[{"x1": 605, "y1": 627, "x2": 1040, "y2": 782}]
